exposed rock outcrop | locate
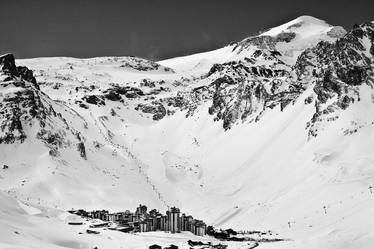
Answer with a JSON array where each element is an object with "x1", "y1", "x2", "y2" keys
[{"x1": 0, "y1": 53, "x2": 88, "y2": 158}]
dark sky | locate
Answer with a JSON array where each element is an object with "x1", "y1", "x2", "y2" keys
[{"x1": 1, "y1": 0, "x2": 373, "y2": 60}]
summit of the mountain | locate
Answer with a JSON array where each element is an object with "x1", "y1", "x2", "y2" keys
[
  {"x1": 234, "y1": 16, "x2": 347, "y2": 65},
  {"x1": 259, "y1": 15, "x2": 333, "y2": 37},
  {"x1": 160, "y1": 16, "x2": 346, "y2": 72}
]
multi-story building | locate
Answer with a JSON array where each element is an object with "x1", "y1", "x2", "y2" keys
[
  {"x1": 195, "y1": 220, "x2": 206, "y2": 236},
  {"x1": 168, "y1": 207, "x2": 180, "y2": 233},
  {"x1": 139, "y1": 221, "x2": 147, "y2": 232},
  {"x1": 80, "y1": 205, "x2": 207, "y2": 236},
  {"x1": 107, "y1": 213, "x2": 115, "y2": 222},
  {"x1": 180, "y1": 213, "x2": 186, "y2": 231},
  {"x1": 152, "y1": 216, "x2": 159, "y2": 231},
  {"x1": 185, "y1": 215, "x2": 194, "y2": 232},
  {"x1": 160, "y1": 215, "x2": 167, "y2": 231},
  {"x1": 145, "y1": 218, "x2": 154, "y2": 231}
]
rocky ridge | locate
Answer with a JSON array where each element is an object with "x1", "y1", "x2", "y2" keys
[{"x1": 0, "y1": 54, "x2": 87, "y2": 158}]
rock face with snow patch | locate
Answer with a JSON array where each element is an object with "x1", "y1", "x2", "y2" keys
[
  {"x1": 295, "y1": 21, "x2": 374, "y2": 137},
  {"x1": 165, "y1": 20, "x2": 373, "y2": 132},
  {"x1": 0, "y1": 54, "x2": 87, "y2": 157}
]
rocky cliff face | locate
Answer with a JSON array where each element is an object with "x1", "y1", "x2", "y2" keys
[
  {"x1": 3, "y1": 20, "x2": 372, "y2": 154},
  {"x1": 0, "y1": 54, "x2": 87, "y2": 158},
  {"x1": 296, "y1": 21, "x2": 374, "y2": 137},
  {"x1": 204, "y1": 50, "x2": 296, "y2": 130},
  {"x1": 172, "y1": 20, "x2": 374, "y2": 133}
]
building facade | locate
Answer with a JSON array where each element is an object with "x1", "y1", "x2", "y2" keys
[
  {"x1": 168, "y1": 207, "x2": 180, "y2": 233},
  {"x1": 77, "y1": 205, "x2": 206, "y2": 236}
]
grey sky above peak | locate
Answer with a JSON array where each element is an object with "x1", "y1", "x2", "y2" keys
[{"x1": 1, "y1": 0, "x2": 373, "y2": 60}]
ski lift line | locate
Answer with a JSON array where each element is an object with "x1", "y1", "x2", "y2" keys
[
  {"x1": 282, "y1": 189, "x2": 373, "y2": 230},
  {"x1": 89, "y1": 112, "x2": 169, "y2": 208}
]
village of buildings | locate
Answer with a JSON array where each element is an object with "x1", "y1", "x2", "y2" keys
[{"x1": 69, "y1": 205, "x2": 207, "y2": 237}]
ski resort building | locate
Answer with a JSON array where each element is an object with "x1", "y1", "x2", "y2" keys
[
  {"x1": 168, "y1": 207, "x2": 181, "y2": 233},
  {"x1": 74, "y1": 205, "x2": 206, "y2": 236}
]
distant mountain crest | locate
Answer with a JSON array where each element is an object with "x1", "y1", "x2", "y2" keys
[
  {"x1": 259, "y1": 15, "x2": 333, "y2": 37},
  {"x1": 160, "y1": 16, "x2": 347, "y2": 72}
]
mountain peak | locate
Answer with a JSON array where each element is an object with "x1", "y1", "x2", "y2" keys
[
  {"x1": 293, "y1": 15, "x2": 329, "y2": 25},
  {"x1": 260, "y1": 15, "x2": 332, "y2": 37}
]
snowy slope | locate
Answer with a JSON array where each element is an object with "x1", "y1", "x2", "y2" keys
[
  {"x1": 0, "y1": 192, "x2": 226, "y2": 249},
  {"x1": 158, "y1": 45, "x2": 237, "y2": 73},
  {"x1": 0, "y1": 54, "x2": 171, "y2": 212},
  {"x1": 0, "y1": 16, "x2": 373, "y2": 249}
]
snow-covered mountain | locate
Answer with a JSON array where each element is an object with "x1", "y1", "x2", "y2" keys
[
  {"x1": 160, "y1": 15, "x2": 346, "y2": 72},
  {"x1": 1, "y1": 16, "x2": 374, "y2": 249}
]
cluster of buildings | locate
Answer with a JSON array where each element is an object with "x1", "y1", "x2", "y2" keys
[{"x1": 70, "y1": 205, "x2": 207, "y2": 236}]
